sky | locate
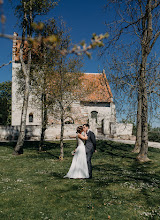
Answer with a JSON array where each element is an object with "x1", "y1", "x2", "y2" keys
[
  {"x1": 0, "y1": 0, "x2": 107, "y2": 83},
  {"x1": 0, "y1": 0, "x2": 159, "y2": 127}
]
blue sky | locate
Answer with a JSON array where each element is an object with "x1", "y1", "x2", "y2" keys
[
  {"x1": 0, "y1": 0, "x2": 107, "y2": 83},
  {"x1": 0, "y1": 0, "x2": 159, "y2": 127}
]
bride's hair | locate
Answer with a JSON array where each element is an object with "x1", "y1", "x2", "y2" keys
[{"x1": 76, "y1": 126, "x2": 83, "y2": 134}]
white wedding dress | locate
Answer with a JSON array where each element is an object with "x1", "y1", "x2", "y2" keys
[{"x1": 64, "y1": 136, "x2": 89, "y2": 179}]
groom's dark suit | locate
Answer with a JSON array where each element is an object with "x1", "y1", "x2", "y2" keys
[{"x1": 85, "y1": 130, "x2": 96, "y2": 179}]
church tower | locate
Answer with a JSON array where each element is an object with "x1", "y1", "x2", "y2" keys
[
  {"x1": 11, "y1": 33, "x2": 42, "y2": 127},
  {"x1": 12, "y1": 32, "x2": 22, "y2": 126}
]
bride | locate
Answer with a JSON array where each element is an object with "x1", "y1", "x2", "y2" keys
[{"x1": 64, "y1": 126, "x2": 89, "y2": 179}]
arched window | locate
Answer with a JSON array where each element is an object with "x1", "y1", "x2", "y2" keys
[
  {"x1": 29, "y1": 113, "x2": 33, "y2": 123},
  {"x1": 91, "y1": 111, "x2": 98, "y2": 123},
  {"x1": 64, "y1": 116, "x2": 74, "y2": 124}
]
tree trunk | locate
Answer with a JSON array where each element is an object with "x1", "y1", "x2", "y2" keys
[
  {"x1": 13, "y1": 74, "x2": 30, "y2": 155},
  {"x1": 137, "y1": 0, "x2": 152, "y2": 162},
  {"x1": 59, "y1": 109, "x2": 64, "y2": 160},
  {"x1": 137, "y1": 59, "x2": 150, "y2": 162},
  {"x1": 137, "y1": 68, "x2": 150, "y2": 162},
  {"x1": 133, "y1": 89, "x2": 142, "y2": 153},
  {"x1": 39, "y1": 93, "x2": 47, "y2": 151},
  {"x1": 13, "y1": 1, "x2": 32, "y2": 155}
]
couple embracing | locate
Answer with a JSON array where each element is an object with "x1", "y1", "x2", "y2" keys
[{"x1": 64, "y1": 124, "x2": 96, "y2": 179}]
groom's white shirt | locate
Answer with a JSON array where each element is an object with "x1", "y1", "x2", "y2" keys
[{"x1": 86, "y1": 129, "x2": 91, "y2": 134}]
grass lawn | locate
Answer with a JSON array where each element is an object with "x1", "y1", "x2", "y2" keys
[{"x1": 0, "y1": 140, "x2": 160, "y2": 220}]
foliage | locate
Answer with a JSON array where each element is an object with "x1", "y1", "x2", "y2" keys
[
  {"x1": 26, "y1": 18, "x2": 85, "y2": 155},
  {"x1": 0, "y1": 140, "x2": 160, "y2": 219},
  {"x1": 0, "y1": 81, "x2": 12, "y2": 125},
  {"x1": 11, "y1": 0, "x2": 58, "y2": 21},
  {"x1": 46, "y1": 27, "x2": 84, "y2": 159},
  {"x1": 148, "y1": 128, "x2": 160, "y2": 143}
]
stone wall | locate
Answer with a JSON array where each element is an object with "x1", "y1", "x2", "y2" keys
[
  {"x1": 0, "y1": 121, "x2": 133, "y2": 141},
  {"x1": 0, "y1": 124, "x2": 79, "y2": 141},
  {"x1": 0, "y1": 125, "x2": 41, "y2": 141},
  {"x1": 110, "y1": 122, "x2": 133, "y2": 138},
  {"x1": 45, "y1": 124, "x2": 80, "y2": 140},
  {"x1": 0, "y1": 126, "x2": 20, "y2": 140}
]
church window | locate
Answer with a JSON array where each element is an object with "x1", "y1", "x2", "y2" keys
[
  {"x1": 66, "y1": 106, "x2": 71, "y2": 112},
  {"x1": 64, "y1": 117, "x2": 74, "y2": 124},
  {"x1": 29, "y1": 113, "x2": 33, "y2": 123},
  {"x1": 91, "y1": 111, "x2": 98, "y2": 123}
]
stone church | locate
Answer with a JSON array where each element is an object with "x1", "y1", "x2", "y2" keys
[{"x1": 10, "y1": 32, "x2": 133, "y2": 140}]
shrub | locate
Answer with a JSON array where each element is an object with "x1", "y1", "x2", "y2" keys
[{"x1": 148, "y1": 131, "x2": 160, "y2": 142}]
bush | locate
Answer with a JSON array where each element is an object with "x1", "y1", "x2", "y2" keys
[{"x1": 148, "y1": 131, "x2": 160, "y2": 142}]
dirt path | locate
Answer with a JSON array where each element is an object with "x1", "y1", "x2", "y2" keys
[{"x1": 108, "y1": 139, "x2": 160, "y2": 149}]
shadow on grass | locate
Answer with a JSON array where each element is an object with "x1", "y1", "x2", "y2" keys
[
  {"x1": 0, "y1": 140, "x2": 61, "y2": 151},
  {"x1": 0, "y1": 140, "x2": 77, "y2": 163},
  {"x1": 0, "y1": 140, "x2": 75, "y2": 150},
  {"x1": 0, "y1": 141, "x2": 16, "y2": 149},
  {"x1": 92, "y1": 140, "x2": 160, "y2": 188},
  {"x1": 0, "y1": 141, "x2": 61, "y2": 160},
  {"x1": 97, "y1": 140, "x2": 135, "y2": 160}
]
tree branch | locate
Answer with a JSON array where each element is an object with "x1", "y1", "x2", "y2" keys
[
  {"x1": 0, "y1": 33, "x2": 21, "y2": 40},
  {"x1": 0, "y1": 61, "x2": 12, "y2": 69},
  {"x1": 150, "y1": 31, "x2": 160, "y2": 50}
]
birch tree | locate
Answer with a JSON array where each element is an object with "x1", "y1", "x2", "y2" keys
[{"x1": 11, "y1": 0, "x2": 57, "y2": 155}]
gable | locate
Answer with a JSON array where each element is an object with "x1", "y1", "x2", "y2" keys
[{"x1": 80, "y1": 73, "x2": 113, "y2": 103}]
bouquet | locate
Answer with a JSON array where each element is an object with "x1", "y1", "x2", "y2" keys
[{"x1": 71, "y1": 150, "x2": 75, "y2": 155}]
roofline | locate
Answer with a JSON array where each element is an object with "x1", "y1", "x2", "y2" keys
[{"x1": 84, "y1": 72, "x2": 101, "y2": 75}]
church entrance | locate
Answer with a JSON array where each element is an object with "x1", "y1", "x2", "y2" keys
[{"x1": 97, "y1": 119, "x2": 104, "y2": 135}]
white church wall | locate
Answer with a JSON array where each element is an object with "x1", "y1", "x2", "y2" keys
[
  {"x1": 85, "y1": 106, "x2": 112, "y2": 121},
  {"x1": 12, "y1": 63, "x2": 22, "y2": 126},
  {"x1": 103, "y1": 119, "x2": 110, "y2": 135},
  {"x1": 45, "y1": 124, "x2": 79, "y2": 140},
  {"x1": 0, "y1": 125, "x2": 41, "y2": 141},
  {"x1": 83, "y1": 103, "x2": 116, "y2": 135},
  {"x1": 12, "y1": 63, "x2": 42, "y2": 126},
  {"x1": 89, "y1": 118, "x2": 97, "y2": 135},
  {"x1": 110, "y1": 122, "x2": 133, "y2": 136}
]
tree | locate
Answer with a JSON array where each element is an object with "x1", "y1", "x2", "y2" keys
[
  {"x1": 49, "y1": 58, "x2": 84, "y2": 160},
  {"x1": 0, "y1": 81, "x2": 12, "y2": 125},
  {"x1": 12, "y1": 0, "x2": 57, "y2": 155},
  {"x1": 25, "y1": 18, "x2": 60, "y2": 151},
  {"x1": 102, "y1": 0, "x2": 160, "y2": 162},
  {"x1": 46, "y1": 27, "x2": 84, "y2": 159}
]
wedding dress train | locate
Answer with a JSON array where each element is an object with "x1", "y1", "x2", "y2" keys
[{"x1": 64, "y1": 137, "x2": 89, "y2": 179}]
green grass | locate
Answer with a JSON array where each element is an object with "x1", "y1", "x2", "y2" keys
[{"x1": 0, "y1": 140, "x2": 160, "y2": 220}]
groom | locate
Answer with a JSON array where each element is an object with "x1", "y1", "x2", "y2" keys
[{"x1": 83, "y1": 124, "x2": 96, "y2": 179}]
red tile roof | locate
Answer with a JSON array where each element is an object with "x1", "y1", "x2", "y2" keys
[
  {"x1": 13, "y1": 39, "x2": 40, "y2": 62},
  {"x1": 80, "y1": 73, "x2": 113, "y2": 102}
]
